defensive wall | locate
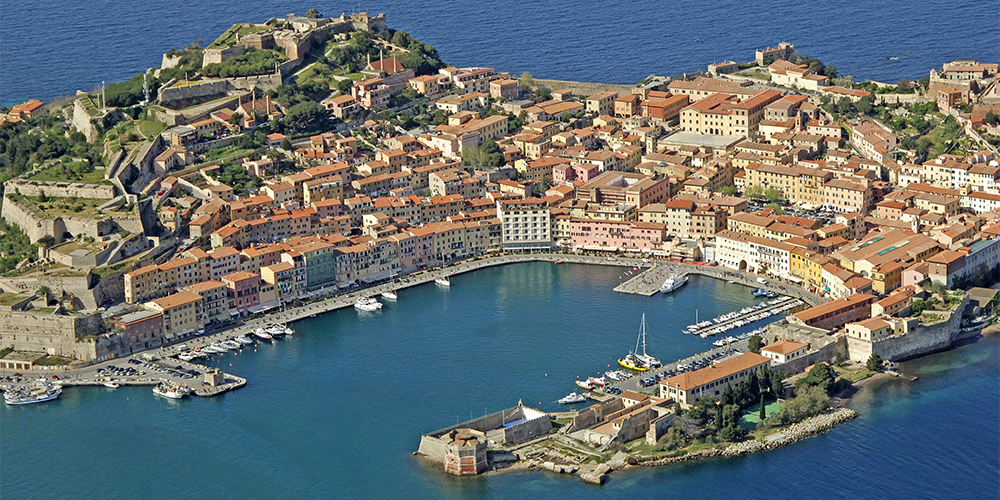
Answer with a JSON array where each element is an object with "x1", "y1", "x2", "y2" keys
[
  {"x1": 531, "y1": 79, "x2": 635, "y2": 97},
  {"x1": 157, "y1": 74, "x2": 282, "y2": 108},
  {"x1": 874, "y1": 94, "x2": 932, "y2": 105},
  {"x1": 0, "y1": 310, "x2": 114, "y2": 361},
  {"x1": 6, "y1": 180, "x2": 115, "y2": 199},
  {"x1": 846, "y1": 295, "x2": 969, "y2": 362},
  {"x1": 2, "y1": 193, "x2": 145, "y2": 244},
  {"x1": 418, "y1": 404, "x2": 551, "y2": 461}
]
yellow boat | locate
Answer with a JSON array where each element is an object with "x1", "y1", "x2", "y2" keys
[{"x1": 618, "y1": 354, "x2": 648, "y2": 371}]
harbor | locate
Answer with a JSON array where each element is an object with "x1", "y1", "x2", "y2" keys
[{"x1": 684, "y1": 296, "x2": 806, "y2": 337}]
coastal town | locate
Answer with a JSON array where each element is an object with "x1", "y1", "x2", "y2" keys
[{"x1": 1, "y1": 9, "x2": 999, "y2": 484}]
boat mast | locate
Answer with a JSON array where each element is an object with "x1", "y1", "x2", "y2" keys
[{"x1": 640, "y1": 313, "x2": 647, "y2": 356}]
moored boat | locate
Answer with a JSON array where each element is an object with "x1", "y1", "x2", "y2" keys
[
  {"x1": 588, "y1": 376, "x2": 609, "y2": 386},
  {"x1": 575, "y1": 379, "x2": 595, "y2": 390},
  {"x1": 618, "y1": 314, "x2": 662, "y2": 371},
  {"x1": 660, "y1": 274, "x2": 688, "y2": 293},
  {"x1": 4, "y1": 378, "x2": 62, "y2": 405},
  {"x1": 558, "y1": 392, "x2": 587, "y2": 404},
  {"x1": 253, "y1": 329, "x2": 273, "y2": 341},
  {"x1": 152, "y1": 381, "x2": 190, "y2": 399},
  {"x1": 102, "y1": 382, "x2": 120, "y2": 389},
  {"x1": 435, "y1": 277, "x2": 451, "y2": 287},
  {"x1": 234, "y1": 335, "x2": 253, "y2": 345},
  {"x1": 354, "y1": 296, "x2": 383, "y2": 311},
  {"x1": 220, "y1": 340, "x2": 241, "y2": 350},
  {"x1": 381, "y1": 290, "x2": 398, "y2": 300}
]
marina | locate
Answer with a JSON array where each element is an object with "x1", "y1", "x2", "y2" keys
[{"x1": 685, "y1": 296, "x2": 806, "y2": 337}]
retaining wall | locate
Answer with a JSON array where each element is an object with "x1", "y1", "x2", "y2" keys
[
  {"x1": 0, "y1": 310, "x2": 109, "y2": 360},
  {"x1": 6, "y1": 180, "x2": 115, "y2": 199},
  {"x1": 532, "y1": 79, "x2": 635, "y2": 97}
]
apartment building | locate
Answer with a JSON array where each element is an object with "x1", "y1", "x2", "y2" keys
[{"x1": 497, "y1": 198, "x2": 552, "y2": 251}]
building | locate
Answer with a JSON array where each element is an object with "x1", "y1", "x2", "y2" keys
[
  {"x1": 183, "y1": 280, "x2": 231, "y2": 325},
  {"x1": 144, "y1": 291, "x2": 204, "y2": 341},
  {"x1": 113, "y1": 310, "x2": 165, "y2": 351},
  {"x1": 586, "y1": 91, "x2": 619, "y2": 116},
  {"x1": 222, "y1": 271, "x2": 260, "y2": 315},
  {"x1": 497, "y1": 198, "x2": 551, "y2": 251},
  {"x1": 787, "y1": 293, "x2": 876, "y2": 331},
  {"x1": 760, "y1": 339, "x2": 808, "y2": 365},
  {"x1": 756, "y1": 42, "x2": 795, "y2": 65},
  {"x1": 658, "y1": 353, "x2": 771, "y2": 407},
  {"x1": 489, "y1": 78, "x2": 520, "y2": 100}
]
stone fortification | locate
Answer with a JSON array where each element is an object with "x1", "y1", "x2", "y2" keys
[
  {"x1": 6, "y1": 180, "x2": 115, "y2": 199},
  {"x1": 418, "y1": 403, "x2": 552, "y2": 461},
  {"x1": 2, "y1": 193, "x2": 145, "y2": 244},
  {"x1": 157, "y1": 74, "x2": 282, "y2": 108},
  {"x1": 0, "y1": 310, "x2": 115, "y2": 361},
  {"x1": 532, "y1": 79, "x2": 634, "y2": 97},
  {"x1": 846, "y1": 295, "x2": 969, "y2": 363},
  {"x1": 202, "y1": 45, "x2": 246, "y2": 67}
]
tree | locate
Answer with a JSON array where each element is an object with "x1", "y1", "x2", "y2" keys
[
  {"x1": 911, "y1": 299, "x2": 926, "y2": 316},
  {"x1": 748, "y1": 335, "x2": 763, "y2": 354},
  {"x1": 764, "y1": 187, "x2": 783, "y2": 202},
  {"x1": 918, "y1": 76, "x2": 930, "y2": 89},
  {"x1": 519, "y1": 72, "x2": 534, "y2": 90},
  {"x1": 304, "y1": 8, "x2": 322, "y2": 18},
  {"x1": 985, "y1": 112, "x2": 999, "y2": 126},
  {"x1": 759, "y1": 393, "x2": 767, "y2": 422},
  {"x1": 336, "y1": 78, "x2": 354, "y2": 95},
  {"x1": 796, "y1": 362, "x2": 837, "y2": 395},
  {"x1": 833, "y1": 350, "x2": 846, "y2": 367},
  {"x1": 37, "y1": 286, "x2": 51, "y2": 296},
  {"x1": 720, "y1": 185, "x2": 737, "y2": 196},
  {"x1": 866, "y1": 353, "x2": 884, "y2": 372},
  {"x1": 284, "y1": 101, "x2": 327, "y2": 132},
  {"x1": 280, "y1": 137, "x2": 292, "y2": 150},
  {"x1": 745, "y1": 184, "x2": 764, "y2": 199},
  {"x1": 856, "y1": 95, "x2": 874, "y2": 115},
  {"x1": 836, "y1": 97, "x2": 852, "y2": 115},
  {"x1": 897, "y1": 79, "x2": 913, "y2": 92}
]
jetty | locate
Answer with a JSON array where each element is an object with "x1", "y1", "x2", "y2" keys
[
  {"x1": 613, "y1": 264, "x2": 670, "y2": 296},
  {"x1": 686, "y1": 296, "x2": 805, "y2": 337}
]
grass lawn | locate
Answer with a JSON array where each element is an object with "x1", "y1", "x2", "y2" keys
[
  {"x1": 202, "y1": 146, "x2": 251, "y2": 162},
  {"x1": 36, "y1": 196, "x2": 106, "y2": 219},
  {"x1": 138, "y1": 120, "x2": 166, "y2": 138},
  {"x1": 739, "y1": 401, "x2": 784, "y2": 431},
  {"x1": 27, "y1": 163, "x2": 109, "y2": 185},
  {"x1": 0, "y1": 293, "x2": 30, "y2": 306},
  {"x1": 33, "y1": 355, "x2": 73, "y2": 366}
]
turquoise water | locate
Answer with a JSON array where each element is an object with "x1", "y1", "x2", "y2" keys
[{"x1": 2, "y1": 262, "x2": 997, "y2": 499}]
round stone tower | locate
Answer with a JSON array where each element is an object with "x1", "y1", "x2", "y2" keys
[{"x1": 443, "y1": 428, "x2": 488, "y2": 476}]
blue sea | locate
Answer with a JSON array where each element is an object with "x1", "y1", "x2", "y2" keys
[
  {"x1": 2, "y1": 263, "x2": 998, "y2": 499},
  {"x1": 1, "y1": 0, "x2": 997, "y2": 106}
]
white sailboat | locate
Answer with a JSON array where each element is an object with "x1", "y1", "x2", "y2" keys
[{"x1": 618, "y1": 314, "x2": 661, "y2": 371}]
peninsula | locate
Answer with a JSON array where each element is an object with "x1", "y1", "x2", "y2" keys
[{"x1": 1, "y1": 8, "x2": 999, "y2": 485}]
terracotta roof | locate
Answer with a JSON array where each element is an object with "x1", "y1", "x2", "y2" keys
[
  {"x1": 659, "y1": 353, "x2": 770, "y2": 391},
  {"x1": 761, "y1": 339, "x2": 807, "y2": 355}
]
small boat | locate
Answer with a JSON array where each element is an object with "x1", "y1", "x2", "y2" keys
[
  {"x1": 266, "y1": 324, "x2": 286, "y2": 336},
  {"x1": 234, "y1": 335, "x2": 253, "y2": 345},
  {"x1": 575, "y1": 380, "x2": 595, "y2": 390},
  {"x1": 751, "y1": 288, "x2": 769, "y2": 297},
  {"x1": 211, "y1": 342, "x2": 232, "y2": 352},
  {"x1": 253, "y1": 329, "x2": 273, "y2": 341},
  {"x1": 281, "y1": 324, "x2": 294, "y2": 335},
  {"x1": 152, "y1": 381, "x2": 190, "y2": 399},
  {"x1": 661, "y1": 274, "x2": 688, "y2": 293},
  {"x1": 555, "y1": 260, "x2": 564, "y2": 264},
  {"x1": 178, "y1": 352, "x2": 198, "y2": 361},
  {"x1": 435, "y1": 277, "x2": 451, "y2": 287},
  {"x1": 588, "y1": 377, "x2": 609, "y2": 386},
  {"x1": 354, "y1": 297, "x2": 383, "y2": 311},
  {"x1": 201, "y1": 345, "x2": 225, "y2": 354},
  {"x1": 605, "y1": 370, "x2": 629, "y2": 381},
  {"x1": 558, "y1": 392, "x2": 587, "y2": 404},
  {"x1": 381, "y1": 290, "x2": 398, "y2": 300},
  {"x1": 220, "y1": 340, "x2": 241, "y2": 350},
  {"x1": 102, "y1": 382, "x2": 120, "y2": 389}
]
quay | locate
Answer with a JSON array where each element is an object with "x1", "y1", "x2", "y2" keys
[
  {"x1": 613, "y1": 264, "x2": 665, "y2": 296},
  {"x1": 686, "y1": 296, "x2": 805, "y2": 337}
]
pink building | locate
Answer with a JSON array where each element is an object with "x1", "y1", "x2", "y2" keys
[
  {"x1": 569, "y1": 219, "x2": 667, "y2": 252},
  {"x1": 571, "y1": 163, "x2": 600, "y2": 183},
  {"x1": 222, "y1": 271, "x2": 260, "y2": 315}
]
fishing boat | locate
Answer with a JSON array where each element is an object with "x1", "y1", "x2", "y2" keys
[
  {"x1": 588, "y1": 376, "x2": 609, "y2": 386},
  {"x1": 619, "y1": 314, "x2": 662, "y2": 371},
  {"x1": 4, "y1": 378, "x2": 62, "y2": 405},
  {"x1": 102, "y1": 382, "x2": 120, "y2": 389},
  {"x1": 152, "y1": 381, "x2": 190, "y2": 399},
  {"x1": 660, "y1": 274, "x2": 688, "y2": 293},
  {"x1": 435, "y1": 276, "x2": 451, "y2": 287},
  {"x1": 558, "y1": 392, "x2": 587, "y2": 404},
  {"x1": 575, "y1": 379, "x2": 595, "y2": 390},
  {"x1": 234, "y1": 335, "x2": 253, "y2": 345},
  {"x1": 354, "y1": 296, "x2": 382, "y2": 311},
  {"x1": 253, "y1": 329, "x2": 273, "y2": 341}
]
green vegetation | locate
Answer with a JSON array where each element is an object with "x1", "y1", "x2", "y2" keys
[
  {"x1": 748, "y1": 334, "x2": 762, "y2": 354},
  {"x1": 787, "y1": 54, "x2": 837, "y2": 78},
  {"x1": 1, "y1": 115, "x2": 102, "y2": 183},
  {"x1": 209, "y1": 163, "x2": 263, "y2": 197},
  {"x1": 33, "y1": 355, "x2": 73, "y2": 366},
  {"x1": 33, "y1": 196, "x2": 105, "y2": 219},
  {"x1": 866, "y1": 353, "x2": 885, "y2": 372},
  {"x1": 0, "y1": 219, "x2": 38, "y2": 275},
  {"x1": 202, "y1": 48, "x2": 286, "y2": 78},
  {"x1": 208, "y1": 24, "x2": 271, "y2": 49},
  {"x1": 284, "y1": 101, "x2": 329, "y2": 132},
  {"x1": 461, "y1": 140, "x2": 504, "y2": 169},
  {"x1": 767, "y1": 386, "x2": 829, "y2": 425},
  {"x1": 26, "y1": 161, "x2": 109, "y2": 185},
  {"x1": 0, "y1": 347, "x2": 13, "y2": 358},
  {"x1": 795, "y1": 362, "x2": 851, "y2": 396}
]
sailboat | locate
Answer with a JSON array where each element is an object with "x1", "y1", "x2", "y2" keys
[{"x1": 618, "y1": 314, "x2": 662, "y2": 371}]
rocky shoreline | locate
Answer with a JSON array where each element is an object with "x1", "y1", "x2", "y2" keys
[{"x1": 721, "y1": 407, "x2": 860, "y2": 457}]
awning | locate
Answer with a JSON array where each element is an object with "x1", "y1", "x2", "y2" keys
[
  {"x1": 164, "y1": 334, "x2": 175, "y2": 339},
  {"x1": 229, "y1": 311, "x2": 241, "y2": 316}
]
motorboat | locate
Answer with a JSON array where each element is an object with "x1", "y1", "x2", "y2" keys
[
  {"x1": 253, "y1": 329, "x2": 273, "y2": 341},
  {"x1": 555, "y1": 260, "x2": 564, "y2": 264},
  {"x1": 266, "y1": 324, "x2": 286, "y2": 336},
  {"x1": 435, "y1": 277, "x2": 451, "y2": 287},
  {"x1": 381, "y1": 290, "x2": 398, "y2": 300},
  {"x1": 575, "y1": 379, "x2": 595, "y2": 390},
  {"x1": 558, "y1": 392, "x2": 587, "y2": 404},
  {"x1": 605, "y1": 370, "x2": 629, "y2": 381},
  {"x1": 618, "y1": 314, "x2": 662, "y2": 371},
  {"x1": 354, "y1": 297, "x2": 383, "y2": 311},
  {"x1": 201, "y1": 345, "x2": 225, "y2": 354},
  {"x1": 752, "y1": 288, "x2": 769, "y2": 297},
  {"x1": 102, "y1": 382, "x2": 120, "y2": 389},
  {"x1": 588, "y1": 377, "x2": 609, "y2": 386},
  {"x1": 178, "y1": 352, "x2": 198, "y2": 361},
  {"x1": 220, "y1": 340, "x2": 241, "y2": 350},
  {"x1": 660, "y1": 274, "x2": 688, "y2": 293},
  {"x1": 234, "y1": 335, "x2": 253, "y2": 345},
  {"x1": 210, "y1": 342, "x2": 232, "y2": 352},
  {"x1": 152, "y1": 381, "x2": 190, "y2": 399},
  {"x1": 4, "y1": 378, "x2": 62, "y2": 405}
]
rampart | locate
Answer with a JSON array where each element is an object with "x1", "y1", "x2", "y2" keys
[
  {"x1": 157, "y1": 74, "x2": 282, "y2": 107},
  {"x1": 874, "y1": 94, "x2": 932, "y2": 105},
  {"x1": 531, "y1": 79, "x2": 635, "y2": 97},
  {"x1": 0, "y1": 310, "x2": 112, "y2": 361},
  {"x1": 846, "y1": 295, "x2": 969, "y2": 362},
  {"x1": 203, "y1": 45, "x2": 246, "y2": 67},
  {"x1": 418, "y1": 404, "x2": 551, "y2": 461},
  {"x1": 6, "y1": 180, "x2": 115, "y2": 199}
]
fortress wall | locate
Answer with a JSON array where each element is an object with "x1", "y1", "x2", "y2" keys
[
  {"x1": 6, "y1": 180, "x2": 115, "y2": 199},
  {"x1": 0, "y1": 311, "x2": 107, "y2": 360},
  {"x1": 1, "y1": 196, "x2": 57, "y2": 243},
  {"x1": 532, "y1": 79, "x2": 635, "y2": 97}
]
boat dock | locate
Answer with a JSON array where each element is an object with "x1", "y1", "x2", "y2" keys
[
  {"x1": 613, "y1": 264, "x2": 674, "y2": 296},
  {"x1": 686, "y1": 296, "x2": 805, "y2": 337}
]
